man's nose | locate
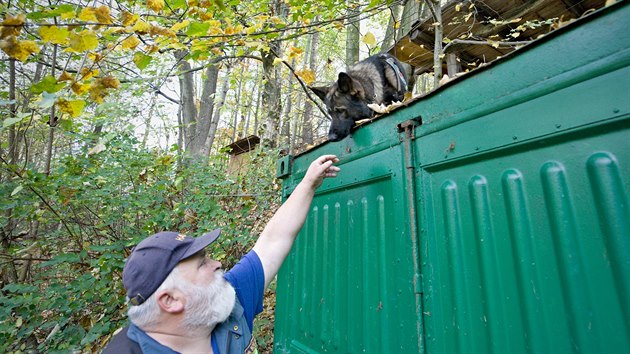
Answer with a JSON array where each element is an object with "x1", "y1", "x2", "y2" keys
[{"x1": 211, "y1": 259, "x2": 223, "y2": 270}]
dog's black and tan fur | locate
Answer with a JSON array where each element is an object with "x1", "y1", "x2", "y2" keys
[{"x1": 310, "y1": 53, "x2": 408, "y2": 141}]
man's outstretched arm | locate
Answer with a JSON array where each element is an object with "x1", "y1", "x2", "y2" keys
[{"x1": 252, "y1": 155, "x2": 340, "y2": 288}]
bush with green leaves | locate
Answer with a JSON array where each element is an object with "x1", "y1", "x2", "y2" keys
[{"x1": 0, "y1": 132, "x2": 281, "y2": 352}]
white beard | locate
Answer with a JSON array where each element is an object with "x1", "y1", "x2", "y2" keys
[{"x1": 180, "y1": 270, "x2": 236, "y2": 331}]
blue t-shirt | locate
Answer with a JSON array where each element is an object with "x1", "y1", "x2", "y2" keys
[{"x1": 127, "y1": 250, "x2": 265, "y2": 353}]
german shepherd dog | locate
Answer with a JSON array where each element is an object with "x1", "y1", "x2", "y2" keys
[{"x1": 310, "y1": 53, "x2": 408, "y2": 141}]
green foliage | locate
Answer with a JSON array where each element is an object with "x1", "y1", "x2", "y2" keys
[{"x1": 0, "y1": 132, "x2": 281, "y2": 352}]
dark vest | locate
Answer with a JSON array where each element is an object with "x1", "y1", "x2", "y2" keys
[{"x1": 102, "y1": 298, "x2": 251, "y2": 354}]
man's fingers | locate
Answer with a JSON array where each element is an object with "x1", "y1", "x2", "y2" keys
[{"x1": 317, "y1": 155, "x2": 339, "y2": 164}]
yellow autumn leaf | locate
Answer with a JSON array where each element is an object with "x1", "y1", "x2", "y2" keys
[
  {"x1": 0, "y1": 36, "x2": 40, "y2": 62},
  {"x1": 87, "y1": 52, "x2": 104, "y2": 62},
  {"x1": 71, "y1": 81, "x2": 90, "y2": 95},
  {"x1": 171, "y1": 20, "x2": 190, "y2": 32},
  {"x1": 58, "y1": 71, "x2": 74, "y2": 82},
  {"x1": 255, "y1": 15, "x2": 269, "y2": 22},
  {"x1": 100, "y1": 76, "x2": 120, "y2": 89},
  {"x1": 78, "y1": 8, "x2": 98, "y2": 22},
  {"x1": 121, "y1": 11, "x2": 138, "y2": 27},
  {"x1": 2, "y1": 13, "x2": 25, "y2": 27},
  {"x1": 132, "y1": 20, "x2": 151, "y2": 34},
  {"x1": 147, "y1": 0, "x2": 165, "y2": 13},
  {"x1": 95, "y1": 6, "x2": 113, "y2": 24},
  {"x1": 270, "y1": 16, "x2": 284, "y2": 25},
  {"x1": 199, "y1": 0, "x2": 212, "y2": 8},
  {"x1": 296, "y1": 69, "x2": 315, "y2": 85},
  {"x1": 273, "y1": 57, "x2": 284, "y2": 66},
  {"x1": 288, "y1": 46, "x2": 303, "y2": 55},
  {"x1": 122, "y1": 35, "x2": 141, "y2": 50},
  {"x1": 362, "y1": 32, "x2": 376, "y2": 47},
  {"x1": 56, "y1": 99, "x2": 86, "y2": 117},
  {"x1": 1, "y1": 14, "x2": 26, "y2": 39},
  {"x1": 287, "y1": 47, "x2": 303, "y2": 61},
  {"x1": 89, "y1": 82, "x2": 106, "y2": 103},
  {"x1": 145, "y1": 44, "x2": 160, "y2": 53},
  {"x1": 60, "y1": 9, "x2": 76, "y2": 20},
  {"x1": 79, "y1": 67, "x2": 99, "y2": 80},
  {"x1": 456, "y1": 3, "x2": 462, "y2": 11},
  {"x1": 199, "y1": 11, "x2": 213, "y2": 21},
  {"x1": 68, "y1": 30, "x2": 98, "y2": 52},
  {"x1": 39, "y1": 25, "x2": 69, "y2": 45}
]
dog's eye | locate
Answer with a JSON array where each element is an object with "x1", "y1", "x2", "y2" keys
[{"x1": 334, "y1": 107, "x2": 346, "y2": 113}]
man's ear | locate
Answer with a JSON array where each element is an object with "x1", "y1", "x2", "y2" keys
[
  {"x1": 309, "y1": 85, "x2": 330, "y2": 102},
  {"x1": 156, "y1": 290, "x2": 185, "y2": 314}
]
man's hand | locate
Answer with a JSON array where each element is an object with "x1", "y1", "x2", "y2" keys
[{"x1": 302, "y1": 155, "x2": 341, "y2": 190}]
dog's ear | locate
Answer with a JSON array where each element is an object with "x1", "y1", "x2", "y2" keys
[
  {"x1": 337, "y1": 72, "x2": 354, "y2": 94},
  {"x1": 309, "y1": 85, "x2": 329, "y2": 102}
]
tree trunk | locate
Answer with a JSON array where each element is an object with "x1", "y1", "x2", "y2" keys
[
  {"x1": 280, "y1": 80, "x2": 293, "y2": 151},
  {"x1": 345, "y1": 2, "x2": 360, "y2": 67},
  {"x1": 232, "y1": 65, "x2": 245, "y2": 142},
  {"x1": 175, "y1": 50, "x2": 198, "y2": 154},
  {"x1": 398, "y1": 0, "x2": 421, "y2": 43},
  {"x1": 192, "y1": 63, "x2": 219, "y2": 156},
  {"x1": 176, "y1": 50, "x2": 221, "y2": 158},
  {"x1": 291, "y1": 92, "x2": 302, "y2": 154},
  {"x1": 142, "y1": 95, "x2": 156, "y2": 148},
  {"x1": 427, "y1": 0, "x2": 444, "y2": 87},
  {"x1": 2, "y1": 58, "x2": 19, "y2": 284},
  {"x1": 262, "y1": 45, "x2": 282, "y2": 147},
  {"x1": 207, "y1": 66, "x2": 231, "y2": 155},
  {"x1": 381, "y1": 2, "x2": 403, "y2": 52},
  {"x1": 8, "y1": 59, "x2": 18, "y2": 166},
  {"x1": 252, "y1": 73, "x2": 263, "y2": 136},
  {"x1": 301, "y1": 29, "x2": 319, "y2": 145}
]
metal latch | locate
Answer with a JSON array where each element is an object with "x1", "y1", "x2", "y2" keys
[
  {"x1": 276, "y1": 155, "x2": 292, "y2": 179},
  {"x1": 397, "y1": 116, "x2": 422, "y2": 139}
]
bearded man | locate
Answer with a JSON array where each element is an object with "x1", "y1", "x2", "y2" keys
[{"x1": 103, "y1": 155, "x2": 340, "y2": 353}]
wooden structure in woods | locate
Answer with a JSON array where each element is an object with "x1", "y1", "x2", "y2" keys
[
  {"x1": 390, "y1": 0, "x2": 607, "y2": 77},
  {"x1": 225, "y1": 135, "x2": 260, "y2": 177}
]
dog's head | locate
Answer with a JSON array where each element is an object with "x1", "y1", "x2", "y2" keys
[{"x1": 310, "y1": 72, "x2": 374, "y2": 142}]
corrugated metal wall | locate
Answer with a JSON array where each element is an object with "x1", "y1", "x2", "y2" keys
[
  {"x1": 275, "y1": 148, "x2": 422, "y2": 353},
  {"x1": 274, "y1": 3, "x2": 630, "y2": 353}
]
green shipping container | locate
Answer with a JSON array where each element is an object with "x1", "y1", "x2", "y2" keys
[{"x1": 274, "y1": 3, "x2": 630, "y2": 353}]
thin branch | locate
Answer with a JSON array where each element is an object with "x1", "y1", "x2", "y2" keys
[
  {"x1": 0, "y1": 155, "x2": 78, "y2": 240},
  {"x1": 442, "y1": 39, "x2": 533, "y2": 53},
  {"x1": 268, "y1": 48, "x2": 332, "y2": 121}
]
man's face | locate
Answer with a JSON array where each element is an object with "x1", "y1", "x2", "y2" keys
[
  {"x1": 178, "y1": 250, "x2": 223, "y2": 286},
  {"x1": 176, "y1": 251, "x2": 236, "y2": 329}
]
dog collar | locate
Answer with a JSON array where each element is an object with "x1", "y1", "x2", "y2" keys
[{"x1": 385, "y1": 57, "x2": 407, "y2": 93}]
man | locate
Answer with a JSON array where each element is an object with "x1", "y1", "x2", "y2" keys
[{"x1": 103, "y1": 155, "x2": 340, "y2": 353}]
